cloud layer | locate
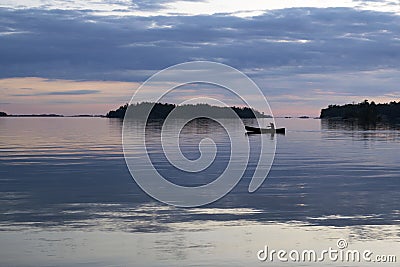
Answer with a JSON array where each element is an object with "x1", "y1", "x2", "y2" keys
[
  {"x1": 0, "y1": 6, "x2": 399, "y2": 115},
  {"x1": 1, "y1": 8, "x2": 399, "y2": 80}
]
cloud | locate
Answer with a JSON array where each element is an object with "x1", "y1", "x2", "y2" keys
[
  {"x1": 0, "y1": 7, "x2": 399, "y2": 81},
  {"x1": 2, "y1": 0, "x2": 400, "y2": 16},
  {"x1": 0, "y1": 6, "x2": 399, "y2": 115},
  {"x1": 43, "y1": 89, "x2": 101, "y2": 95},
  {"x1": 0, "y1": 0, "x2": 210, "y2": 16},
  {"x1": 11, "y1": 89, "x2": 100, "y2": 96}
]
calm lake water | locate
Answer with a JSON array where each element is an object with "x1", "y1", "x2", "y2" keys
[{"x1": 0, "y1": 117, "x2": 399, "y2": 266}]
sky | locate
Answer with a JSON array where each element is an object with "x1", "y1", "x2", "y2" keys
[{"x1": 0, "y1": 0, "x2": 399, "y2": 116}]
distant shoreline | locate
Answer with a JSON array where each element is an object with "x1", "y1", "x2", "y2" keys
[
  {"x1": 0, "y1": 115, "x2": 319, "y2": 119},
  {"x1": 1, "y1": 102, "x2": 319, "y2": 118},
  {"x1": 0, "y1": 113, "x2": 317, "y2": 119},
  {"x1": 0, "y1": 114, "x2": 105, "y2": 118}
]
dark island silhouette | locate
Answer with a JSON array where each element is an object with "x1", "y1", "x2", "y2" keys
[
  {"x1": 106, "y1": 102, "x2": 272, "y2": 119},
  {"x1": 0, "y1": 111, "x2": 7, "y2": 117},
  {"x1": 320, "y1": 100, "x2": 400, "y2": 123}
]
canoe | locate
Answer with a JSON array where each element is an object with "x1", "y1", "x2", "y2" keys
[{"x1": 245, "y1": 126, "x2": 286, "y2": 134}]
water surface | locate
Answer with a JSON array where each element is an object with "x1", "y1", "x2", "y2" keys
[{"x1": 0, "y1": 117, "x2": 399, "y2": 266}]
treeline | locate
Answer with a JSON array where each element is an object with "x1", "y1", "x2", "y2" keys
[
  {"x1": 320, "y1": 100, "x2": 400, "y2": 122},
  {"x1": 106, "y1": 102, "x2": 271, "y2": 119},
  {"x1": 0, "y1": 112, "x2": 63, "y2": 117}
]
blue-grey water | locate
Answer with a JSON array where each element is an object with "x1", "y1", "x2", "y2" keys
[{"x1": 0, "y1": 117, "x2": 399, "y2": 266}]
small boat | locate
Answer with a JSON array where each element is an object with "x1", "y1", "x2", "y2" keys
[{"x1": 245, "y1": 126, "x2": 286, "y2": 134}]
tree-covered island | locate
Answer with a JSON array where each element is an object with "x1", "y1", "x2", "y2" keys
[
  {"x1": 106, "y1": 102, "x2": 272, "y2": 119},
  {"x1": 320, "y1": 100, "x2": 400, "y2": 123}
]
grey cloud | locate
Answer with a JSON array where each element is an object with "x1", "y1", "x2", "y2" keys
[
  {"x1": 45, "y1": 89, "x2": 101, "y2": 95},
  {"x1": 0, "y1": 7, "x2": 399, "y2": 84},
  {"x1": 11, "y1": 90, "x2": 101, "y2": 96}
]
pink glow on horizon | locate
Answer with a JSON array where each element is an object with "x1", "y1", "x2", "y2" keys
[
  {"x1": 0, "y1": 77, "x2": 139, "y2": 115},
  {"x1": 1, "y1": 77, "x2": 398, "y2": 117}
]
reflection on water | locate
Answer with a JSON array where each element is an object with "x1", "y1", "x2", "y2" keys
[
  {"x1": 322, "y1": 118, "x2": 400, "y2": 131},
  {"x1": 321, "y1": 119, "x2": 400, "y2": 142},
  {"x1": 0, "y1": 117, "x2": 399, "y2": 266}
]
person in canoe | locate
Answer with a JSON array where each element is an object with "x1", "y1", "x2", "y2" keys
[{"x1": 269, "y1": 122, "x2": 275, "y2": 131}]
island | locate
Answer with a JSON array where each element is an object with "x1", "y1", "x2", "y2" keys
[
  {"x1": 0, "y1": 111, "x2": 7, "y2": 117},
  {"x1": 320, "y1": 100, "x2": 400, "y2": 123},
  {"x1": 106, "y1": 102, "x2": 272, "y2": 119}
]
